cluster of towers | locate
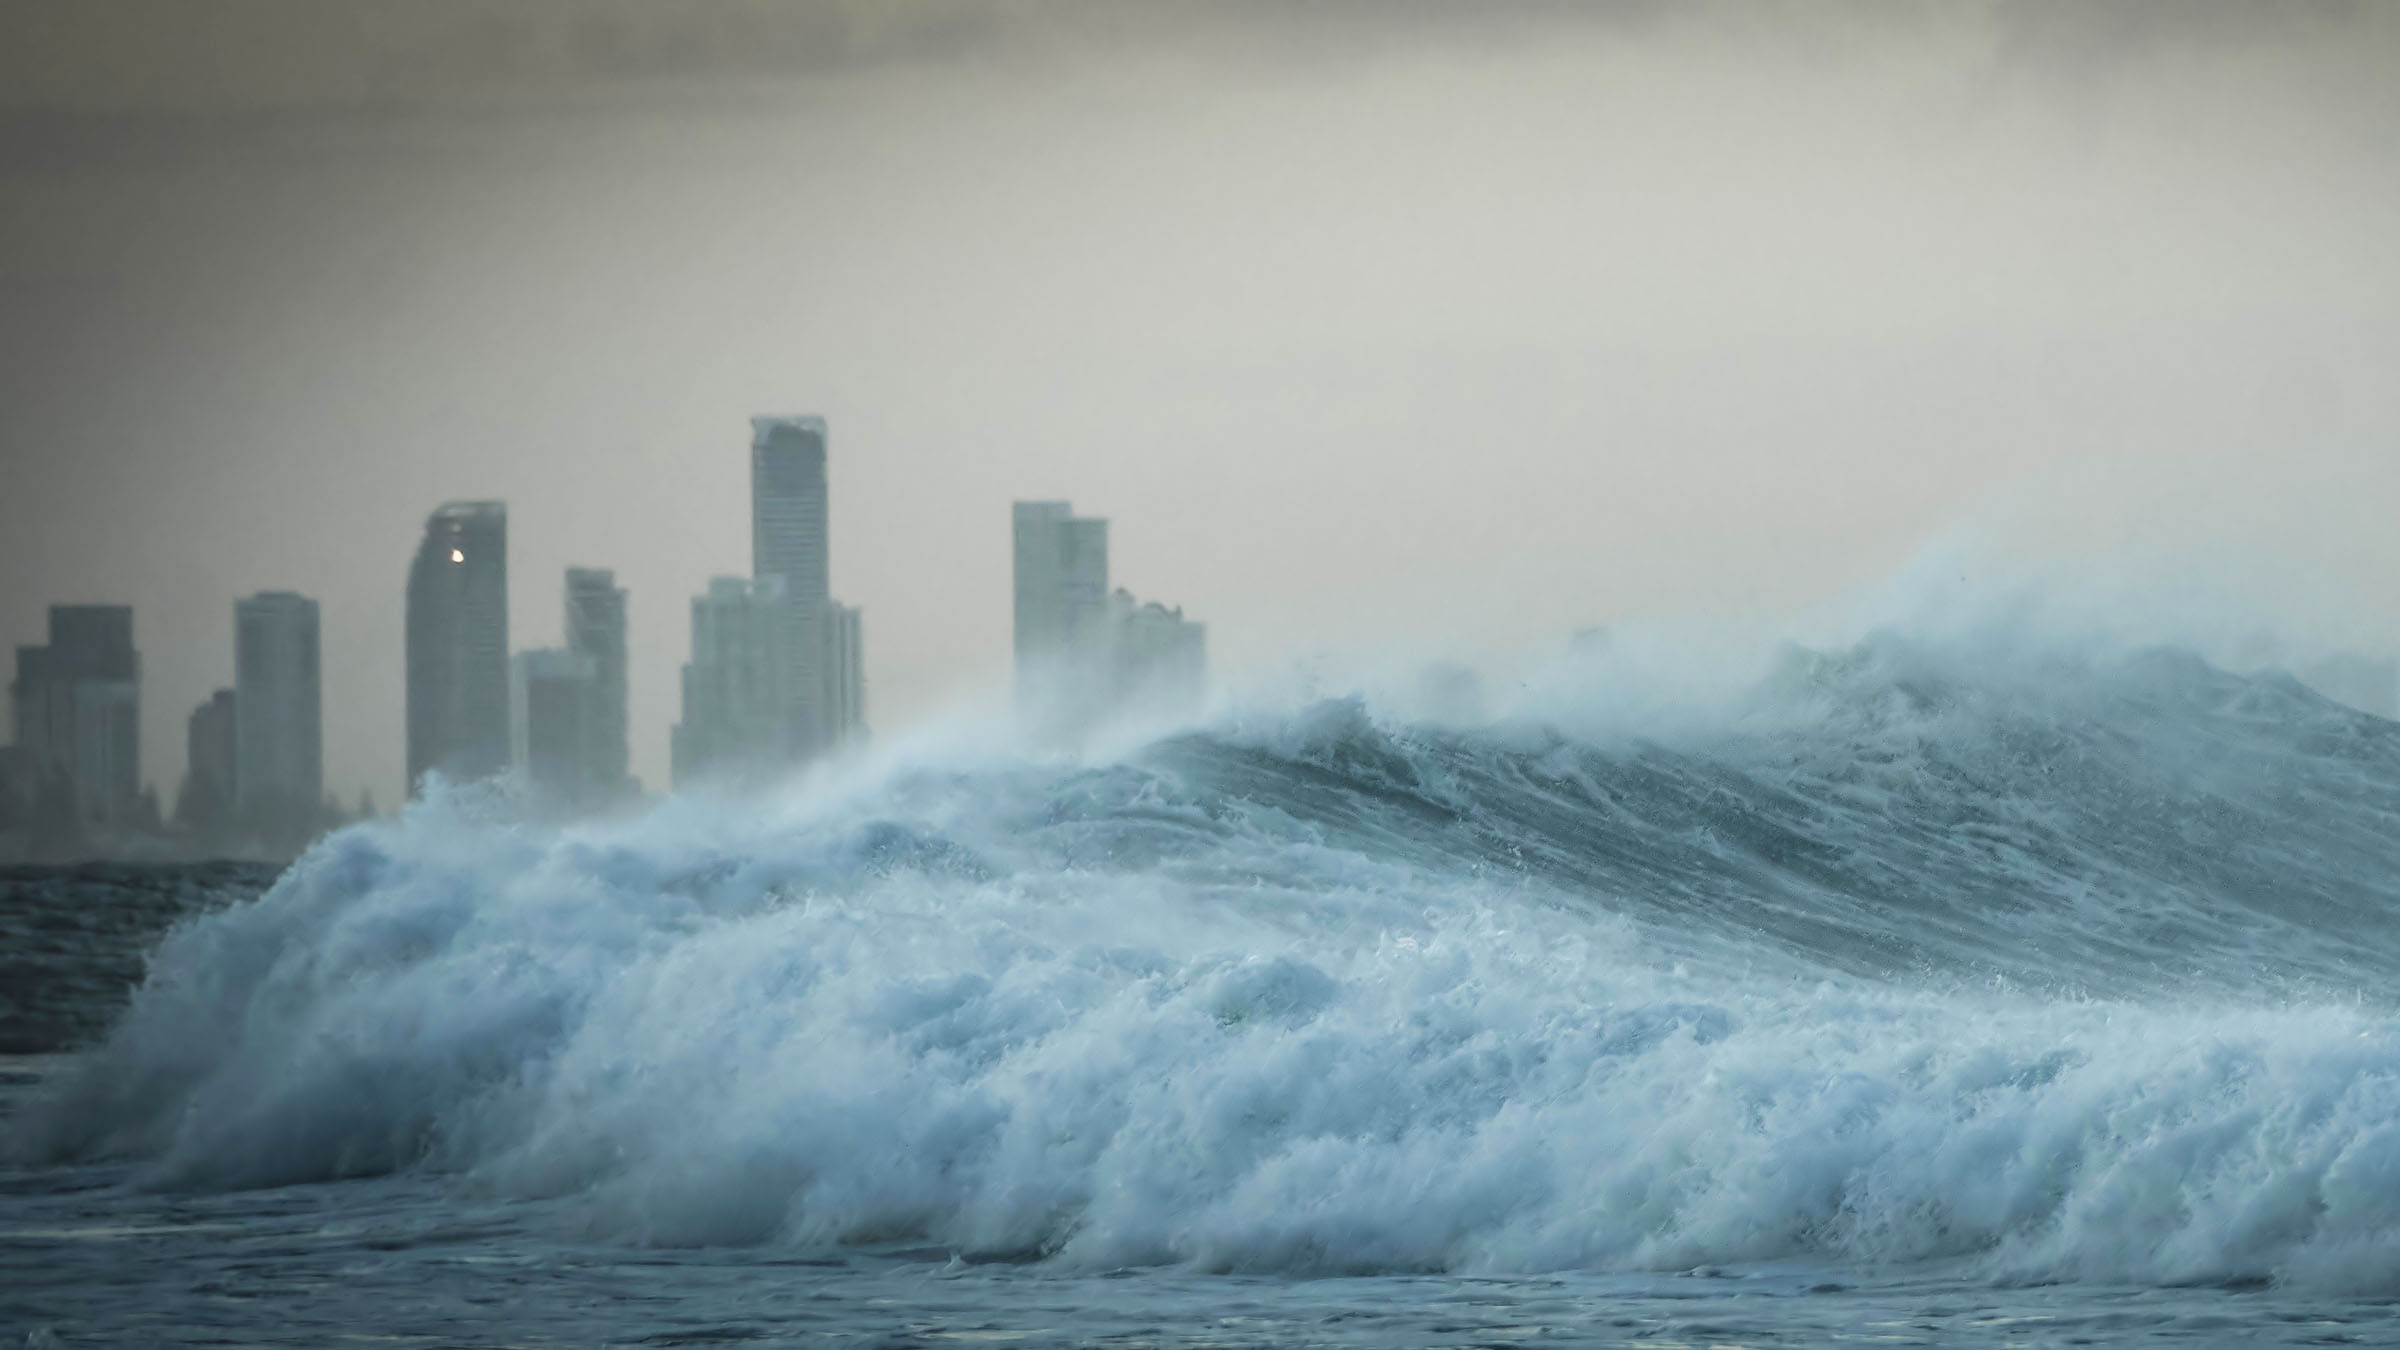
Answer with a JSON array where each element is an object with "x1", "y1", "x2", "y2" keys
[
  {"x1": 3, "y1": 414, "x2": 1211, "y2": 853},
  {"x1": 403, "y1": 503, "x2": 637, "y2": 808},
  {"x1": 2, "y1": 595, "x2": 331, "y2": 851},
  {"x1": 668, "y1": 417, "x2": 868, "y2": 787},
  {"x1": 404, "y1": 416, "x2": 871, "y2": 805},
  {"x1": 4, "y1": 607, "x2": 145, "y2": 838},
  {"x1": 402, "y1": 418, "x2": 1206, "y2": 800}
]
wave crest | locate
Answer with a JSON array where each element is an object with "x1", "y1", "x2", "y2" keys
[{"x1": 23, "y1": 637, "x2": 2400, "y2": 1288}]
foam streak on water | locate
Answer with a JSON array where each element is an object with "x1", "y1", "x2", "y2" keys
[{"x1": 15, "y1": 634, "x2": 2400, "y2": 1340}]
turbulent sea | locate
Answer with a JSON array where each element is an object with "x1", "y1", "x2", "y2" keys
[{"x1": 11, "y1": 634, "x2": 2400, "y2": 1346}]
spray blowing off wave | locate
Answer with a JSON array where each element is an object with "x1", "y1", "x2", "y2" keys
[{"x1": 22, "y1": 634, "x2": 2400, "y2": 1289}]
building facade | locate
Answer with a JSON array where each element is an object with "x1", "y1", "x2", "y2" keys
[
  {"x1": 822, "y1": 601, "x2": 866, "y2": 751},
  {"x1": 751, "y1": 416, "x2": 830, "y2": 759},
  {"x1": 672, "y1": 575, "x2": 790, "y2": 787},
  {"x1": 9, "y1": 605, "x2": 141, "y2": 827},
  {"x1": 234, "y1": 591, "x2": 322, "y2": 830},
  {"x1": 179, "y1": 687, "x2": 238, "y2": 834},
  {"x1": 405, "y1": 501, "x2": 509, "y2": 795},
  {"x1": 1012, "y1": 502, "x2": 1203, "y2": 741},
  {"x1": 1108, "y1": 589, "x2": 1207, "y2": 714},
  {"x1": 1012, "y1": 501, "x2": 1111, "y2": 674},
  {"x1": 564, "y1": 567, "x2": 631, "y2": 796},
  {"x1": 511, "y1": 648, "x2": 598, "y2": 805}
]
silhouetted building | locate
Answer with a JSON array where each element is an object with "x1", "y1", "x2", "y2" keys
[
  {"x1": 1013, "y1": 502, "x2": 1203, "y2": 740},
  {"x1": 1013, "y1": 501, "x2": 1111, "y2": 676},
  {"x1": 822, "y1": 601, "x2": 866, "y2": 751},
  {"x1": 564, "y1": 567, "x2": 631, "y2": 796},
  {"x1": 673, "y1": 576, "x2": 790, "y2": 787},
  {"x1": 178, "y1": 687, "x2": 237, "y2": 836},
  {"x1": 1013, "y1": 501, "x2": 1111, "y2": 738},
  {"x1": 9, "y1": 605, "x2": 140, "y2": 828},
  {"x1": 752, "y1": 416, "x2": 830, "y2": 758},
  {"x1": 406, "y1": 501, "x2": 509, "y2": 794},
  {"x1": 0, "y1": 745, "x2": 35, "y2": 835},
  {"x1": 1109, "y1": 589, "x2": 1206, "y2": 713},
  {"x1": 512, "y1": 648, "x2": 598, "y2": 805},
  {"x1": 234, "y1": 591, "x2": 322, "y2": 832}
]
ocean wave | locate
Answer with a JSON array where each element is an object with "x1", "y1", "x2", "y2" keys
[{"x1": 21, "y1": 634, "x2": 2400, "y2": 1289}]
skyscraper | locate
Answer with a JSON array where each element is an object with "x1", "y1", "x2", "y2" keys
[
  {"x1": 178, "y1": 687, "x2": 237, "y2": 835},
  {"x1": 511, "y1": 648, "x2": 598, "y2": 805},
  {"x1": 405, "y1": 501, "x2": 509, "y2": 794},
  {"x1": 1013, "y1": 502, "x2": 1111, "y2": 672},
  {"x1": 822, "y1": 601, "x2": 866, "y2": 751},
  {"x1": 564, "y1": 567, "x2": 630, "y2": 795},
  {"x1": 1012, "y1": 501, "x2": 1112, "y2": 736},
  {"x1": 751, "y1": 416, "x2": 829, "y2": 758},
  {"x1": 9, "y1": 605, "x2": 140, "y2": 827},
  {"x1": 673, "y1": 575, "x2": 790, "y2": 787},
  {"x1": 1013, "y1": 502, "x2": 1205, "y2": 741},
  {"x1": 234, "y1": 591, "x2": 322, "y2": 831},
  {"x1": 1108, "y1": 589, "x2": 1207, "y2": 714}
]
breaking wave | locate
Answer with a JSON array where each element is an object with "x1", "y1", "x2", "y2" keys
[{"x1": 23, "y1": 632, "x2": 2400, "y2": 1290}]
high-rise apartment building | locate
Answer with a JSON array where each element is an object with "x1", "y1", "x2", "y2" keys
[
  {"x1": 751, "y1": 416, "x2": 829, "y2": 758},
  {"x1": 1012, "y1": 502, "x2": 1205, "y2": 741},
  {"x1": 511, "y1": 648, "x2": 598, "y2": 804},
  {"x1": 179, "y1": 687, "x2": 237, "y2": 834},
  {"x1": 405, "y1": 501, "x2": 509, "y2": 794},
  {"x1": 564, "y1": 567, "x2": 630, "y2": 795},
  {"x1": 673, "y1": 576, "x2": 791, "y2": 787},
  {"x1": 1109, "y1": 590, "x2": 1207, "y2": 713},
  {"x1": 1012, "y1": 502, "x2": 1111, "y2": 679},
  {"x1": 822, "y1": 601, "x2": 866, "y2": 751},
  {"x1": 234, "y1": 591, "x2": 322, "y2": 829},
  {"x1": 9, "y1": 605, "x2": 140, "y2": 826}
]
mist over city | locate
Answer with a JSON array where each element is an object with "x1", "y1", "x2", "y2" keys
[{"x1": 5, "y1": 3, "x2": 2400, "y2": 1346}]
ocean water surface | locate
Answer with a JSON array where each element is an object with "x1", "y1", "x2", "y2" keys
[{"x1": 9, "y1": 634, "x2": 2400, "y2": 1345}]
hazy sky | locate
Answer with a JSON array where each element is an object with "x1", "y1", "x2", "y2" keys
[{"x1": 4, "y1": 1, "x2": 2397, "y2": 805}]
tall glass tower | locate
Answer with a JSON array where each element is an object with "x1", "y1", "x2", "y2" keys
[
  {"x1": 564, "y1": 566, "x2": 629, "y2": 795},
  {"x1": 233, "y1": 590, "x2": 321, "y2": 826},
  {"x1": 405, "y1": 500, "x2": 509, "y2": 795},
  {"x1": 750, "y1": 417, "x2": 829, "y2": 758},
  {"x1": 1012, "y1": 500, "x2": 1111, "y2": 738}
]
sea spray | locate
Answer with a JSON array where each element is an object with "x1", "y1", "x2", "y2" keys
[{"x1": 22, "y1": 633, "x2": 2400, "y2": 1290}]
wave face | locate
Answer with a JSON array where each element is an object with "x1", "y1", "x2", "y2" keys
[{"x1": 23, "y1": 635, "x2": 2400, "y2": 1289}]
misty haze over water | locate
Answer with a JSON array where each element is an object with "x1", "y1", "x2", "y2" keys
[
  {"x1": 6, "y1": 2, "x2": 2400, "y2": 1346},
  {"x1": 4, "y1": 0, "x2": 2398, "y2": 808}
]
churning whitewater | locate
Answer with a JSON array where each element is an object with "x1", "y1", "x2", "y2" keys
[{"x1": 22, "y1": 633, "x2": 2400, "y2": 1293}]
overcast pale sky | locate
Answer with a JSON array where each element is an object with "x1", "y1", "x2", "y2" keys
[{"x1": 3, "y1": 1, "x2": 2396, "y2": 805}]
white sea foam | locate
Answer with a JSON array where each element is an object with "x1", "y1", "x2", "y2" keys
[{"x1": 24, "y1": 634, "x2": 2400, "y2": 1290}]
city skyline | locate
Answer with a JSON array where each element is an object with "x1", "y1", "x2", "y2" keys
[
  {"x1": 6, "y1": 8, "x2": 2399, "y2": 1337},
  {"x1": 7, "y1": 412, "x2": 1218, "y2": 821},
  {"x1": 5, "y1": 4, "x2": 2398, "y2": 809},
  {"x1": 12, "y1": 418, "x2": 2400, "y2": 816}
]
